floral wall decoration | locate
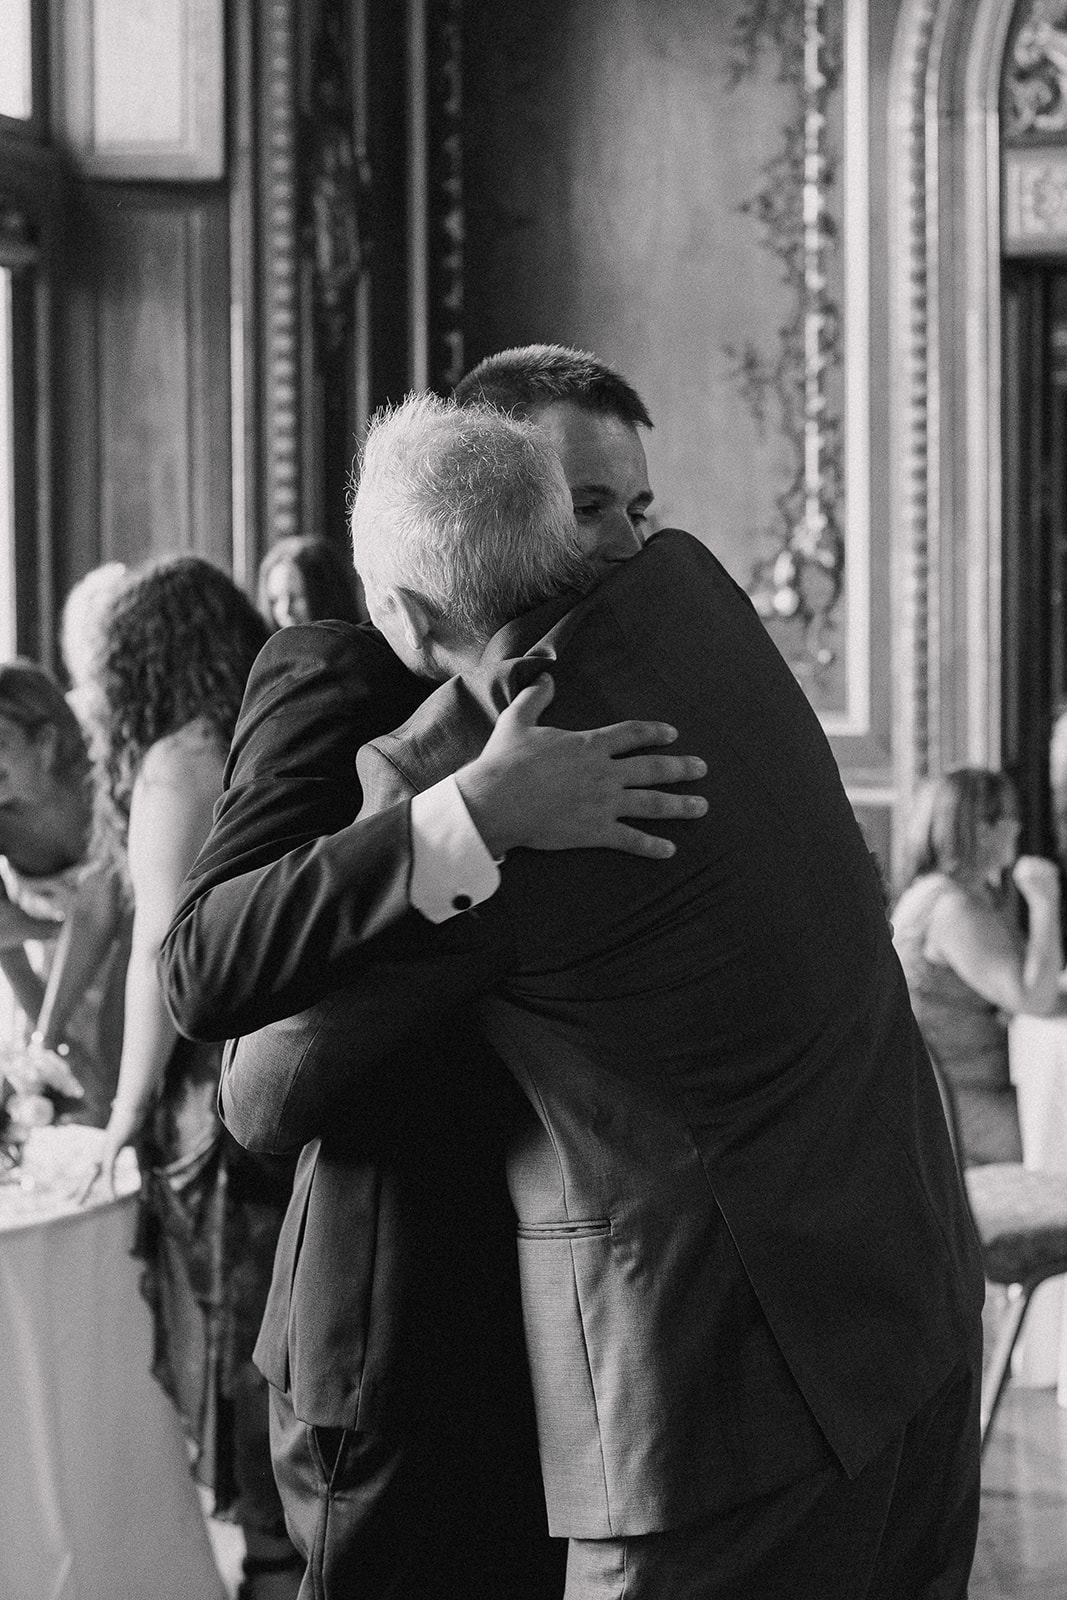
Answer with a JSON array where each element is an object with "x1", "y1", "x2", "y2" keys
[
  {"x1": 725, "y1": 0, "x2": 846, "y2": 694},
  {"x1": 1004, "y1": 0, "x2": 1067, "y2": 138}
]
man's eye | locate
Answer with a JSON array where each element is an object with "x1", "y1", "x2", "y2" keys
[
  {"x1": 573, "y1": 504, "x2": 602, "y2": 524},
  {"x1": 629, "y1": 510, "x2": 649, "y2": 528}
]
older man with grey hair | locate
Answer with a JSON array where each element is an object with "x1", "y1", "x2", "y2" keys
[
  {"x1": 163, "y1": 367, "x2": 711, "y2": 1596},
  {"x1": 218, "y1": 389, "x2": 984, "y2": 1599},
  {"x1": 351, "y1": 395, "x2": 595, "y2": 701}
]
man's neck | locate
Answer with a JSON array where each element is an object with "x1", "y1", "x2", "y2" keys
[{"x1": 426, "y1": 637, "x2": 488, "y2": 680}]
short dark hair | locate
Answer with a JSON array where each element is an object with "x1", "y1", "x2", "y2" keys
[{"x1": 454, "y1": 343, "x2": 653, "y2": 429}]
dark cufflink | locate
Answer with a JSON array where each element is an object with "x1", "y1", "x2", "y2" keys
[{"x1": 452, "y1": 893, "x2": 472, "y2": 911}]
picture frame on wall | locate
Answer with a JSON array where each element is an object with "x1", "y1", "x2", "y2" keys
[{"x1": 54, "y1": 0, "x2": 224, "y2": 180}]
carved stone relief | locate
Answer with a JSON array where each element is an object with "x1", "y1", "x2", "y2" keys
[
  {"x1": 1003, "y1": 148, "x2": 1067, "y2": 245},
  {"x1": 1004, "y1": 0, "x2": 1067, "y2": 136}
]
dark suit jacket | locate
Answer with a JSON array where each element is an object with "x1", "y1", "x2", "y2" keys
[
  {"x1": 163, "y1": 622, "x2": 554, "y2": 1582},
  {"x1": 214, "y1": 531, "x2": 985, "y2": 1541},
  {"x1": 165, "y1": 624, "x2": 425, "y2": 1041}
]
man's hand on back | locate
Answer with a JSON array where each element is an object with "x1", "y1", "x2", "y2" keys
[{"x1": 455, "y1": 672, "x2": 707, "y2": 861}]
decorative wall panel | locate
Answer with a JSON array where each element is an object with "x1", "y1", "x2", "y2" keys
[
  {"x1": 728, "y1": 0, "x2": 870, "y2": 735},
  {"x1": 462, "y1": 0, "x2": 874, "y2": 739},
  {"x1": 55, "y1": 0, "x2": 225, "y2": 179},
  {"x1": 60, "y1": 190, "x2": 231, "y2": 571},
  {"x1": 1004, "y1": 149, "x2": 1067, "y2": 249}
]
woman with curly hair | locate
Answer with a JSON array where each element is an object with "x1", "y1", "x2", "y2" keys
[
  {"x1": 256, "y1": 534, "x2": 365, "y2": 630},
  {"x1": 892, "y1": 766, "x2": 1065, "y2": 1167},
  {"x1": 83, "y1": 555, "x2": 301, "y2": 1599}
]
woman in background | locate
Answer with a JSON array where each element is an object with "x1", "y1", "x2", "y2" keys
[
  {"x1": 0, "y1": 660, "x2": 129, "y2": 1125},
  {"x1": 892, "y1": 766, "x2": 1063, "y2": 1166},
  {"x1": 256, "y1": 534, "x2": 364, "y2": 630},
  {"x1": 83, "y1": 556, "x2": 300, "y2": 1600},
  {"x1": 60, "y1": 561, "x2": 129, "y2": 733}
]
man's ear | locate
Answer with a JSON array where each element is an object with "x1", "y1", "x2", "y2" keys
[{"x1": 392, "y1": 588, "x2": 435, "y2": 651}]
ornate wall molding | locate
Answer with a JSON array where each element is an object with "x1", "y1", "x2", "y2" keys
[
  {"x1": 306, "y1": 6, "x2": 372, "y2": 360},
  {"x1": 428, "y1": 0, "x2": 464, "y2": 391},
  {"x1": 725, "y1": 1, "x2": 871, "y2": 738},
  {"x1": 261, "y1": 0, "x2": 302, "y2": 545},
  {"x1": 1004, "y1": 147, "x2": 1067, "y2": 244},
  {"x1": 407, "y1": 0, "x2": 465, "y2": 394},
  {"x1": 887, "y1": 0, "x2": 1015, "y2": 875},
  {"x1": 888, "y1": 0, "x2": 941, "y2": 820},
  {"x1": 1004, "y1": 1, "x2": 1067, "y2": 135},
  {"x1": 728, "y1": 1, "x2": 846, "y2": 689}
]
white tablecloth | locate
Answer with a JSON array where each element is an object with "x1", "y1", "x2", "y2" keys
[
  {"x1": 0, "y1": 1125, "x2": 226, "y2": 1600},
  {"x1": 1007, "y1": 1014, "x2": 1067, "y2": 1406}
]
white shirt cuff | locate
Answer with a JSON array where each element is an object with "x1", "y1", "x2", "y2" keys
[{"x1": 410, "y1": 775, "x2": 501, "y2": 922}]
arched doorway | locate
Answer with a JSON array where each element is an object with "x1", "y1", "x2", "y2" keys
[{"x1": 999, "y1": 12, "x2": 1067, "y2": 855}]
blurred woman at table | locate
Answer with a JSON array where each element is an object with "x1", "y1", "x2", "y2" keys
[
  {"x1": 892, "y1": 767, "x2": 1063, "y2": 1167},
  {"x1": 256, "y1": 534, "x2": 364, "y2": 631},
  {"x1": 85, "y1": 556, "x2": 300, "y2": 1599},
  {"x1": 0, "y1": 661, "x2": 130, "y2": 1125}
]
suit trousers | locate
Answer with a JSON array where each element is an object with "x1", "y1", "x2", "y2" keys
[
  {"x1": 269, "y1": 1382, "x2": 567, "y2": 1600},
  {"x1": 564, "y1": 1359, "x2": 980, "y2": 1600}
]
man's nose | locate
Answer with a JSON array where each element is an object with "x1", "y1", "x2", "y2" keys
[{"x1": 597, "y1": 514, "x2": 644, "y2": 561}]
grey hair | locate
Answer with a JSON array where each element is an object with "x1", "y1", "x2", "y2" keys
[{"x1": 350, "y1": 393, "x2": 596, "y2": 642}]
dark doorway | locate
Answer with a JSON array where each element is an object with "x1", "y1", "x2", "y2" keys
[{"x1": 1001, "y1": 262, "x2": 1067, "y2": 859}]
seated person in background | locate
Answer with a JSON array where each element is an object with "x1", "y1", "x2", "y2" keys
[
  {"x1": 60, "y1": 561, "x2": 129, "y2": 734},
  {"x1": 892, "y1": 767, "x2": 1063, "y2": 1166},
  {"x1": 0, "y1": 660, "x2": 129, "y2": 1126},
  {"x1": 257, "y1": 534, "x2": 365, "y2": 631}
]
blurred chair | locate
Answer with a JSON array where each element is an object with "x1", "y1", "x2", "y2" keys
[{"x1": 927, "y1": 1046, "x2": 1067, "y2": 1450}]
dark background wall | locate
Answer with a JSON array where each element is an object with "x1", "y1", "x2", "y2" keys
[{"x1": 462, "y1": 0, "x2": 795, "y2": 588}]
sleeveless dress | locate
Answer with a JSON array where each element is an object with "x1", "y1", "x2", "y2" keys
[
  {"x1": 129, "y1": 723, "x2": 296, "y2": 1531},
  {"x1": 892, "y1": 872, "x2": 1023, "y2": 1166}
]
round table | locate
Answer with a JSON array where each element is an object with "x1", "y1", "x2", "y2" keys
[
  {"x1": 1008, "y1": 1013, "x2": 1067, "y2": 1406},
  {"x1": 0, "y1": 1124, "x2": 226, "y2": 1599}
]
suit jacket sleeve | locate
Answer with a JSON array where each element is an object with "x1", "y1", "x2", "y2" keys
[
  {"x1": 215, "y1": 721, "x2": 517, "y2": 1150},
  {"x1": 219, "y1": 906, "x2": 512, "y2": 1151},
  {"x1": 160, "y1": 622, "x2": 430, "y2": 1041}
]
